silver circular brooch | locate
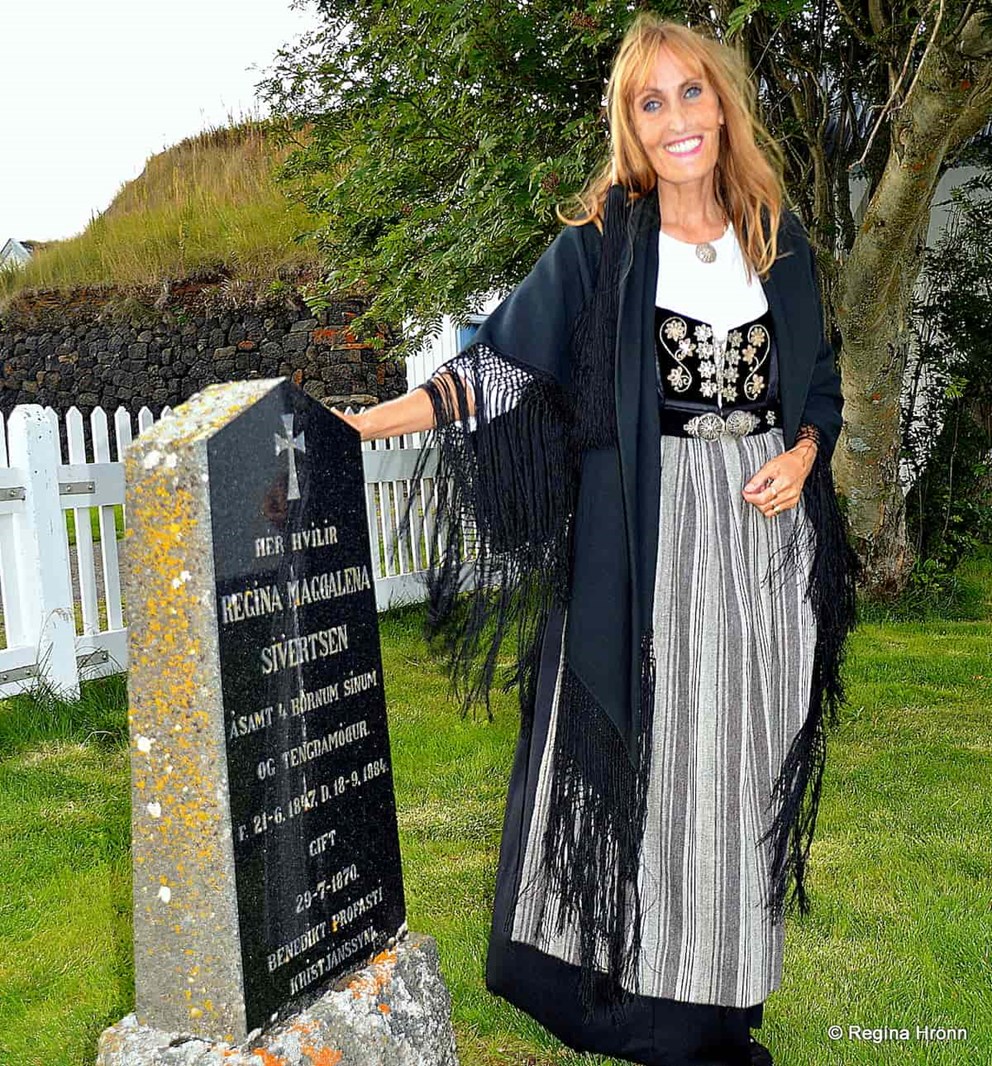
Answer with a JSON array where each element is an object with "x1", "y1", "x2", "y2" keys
[
  {"x1": 725, "y1": 409, "x2": 760, "y2": 436},
  {"x1": 685, "y1": 412, "x2": 725, "y2": 440}
]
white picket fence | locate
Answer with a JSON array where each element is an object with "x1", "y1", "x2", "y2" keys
[{"x1": 0, "y1": 402, "x2": 451, "y2": 701}]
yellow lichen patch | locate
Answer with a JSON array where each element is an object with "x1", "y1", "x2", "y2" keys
[{"x1": 126, "y1": 439, "x2": 231, "y2": 1003}]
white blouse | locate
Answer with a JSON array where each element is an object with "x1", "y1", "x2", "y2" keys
[{"x1": 656, "y1": 222, "x2": 768, "y2": 342}]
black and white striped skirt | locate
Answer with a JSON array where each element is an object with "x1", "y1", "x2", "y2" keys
[{"x1": 509, "y1": 425, "x2": 818, "y2": 1010}]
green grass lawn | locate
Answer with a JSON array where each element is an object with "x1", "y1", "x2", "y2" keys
[
  {"x1": 64, "y1": 505, "x2": 125, "y2": 548},
  {"x1": 0, "y1": 553, "x2": 990, "y2": 1065}
]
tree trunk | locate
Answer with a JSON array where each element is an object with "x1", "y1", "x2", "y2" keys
[{"x1": 833, "y1": 8, "x2": 992, "y2": 598}]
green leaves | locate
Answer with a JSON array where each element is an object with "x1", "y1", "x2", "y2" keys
[
  {"x1": 258, "y1": 0, "x2": 634, "y2": 359},
  {"x1": 725, "y1": 0, "x2": 763, "y2": 39}
]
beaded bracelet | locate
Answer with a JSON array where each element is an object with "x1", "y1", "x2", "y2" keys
[
  {"x1": 792, "y1": 423, "x2": 821, "y2": 471},
  {"x1": 795, "y1": 422, "x2": 821, "y2": 449}
]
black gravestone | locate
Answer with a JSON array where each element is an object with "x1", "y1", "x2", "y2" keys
[{"x1": 207, "y1": 380, "x2": 405, "y2": 1033}]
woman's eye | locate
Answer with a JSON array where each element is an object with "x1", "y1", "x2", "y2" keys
[{"x1": 642, "y1": 85, "x2": 702, "y2": 112}]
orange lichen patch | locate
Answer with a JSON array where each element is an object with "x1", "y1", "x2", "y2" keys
[
  {"x1": 377, "y1": 1003, "x2": 391, "y2": 1014},
  {"x1": 301, "y1": 1045, "x2": 343, "y2": 1066},
  {"x1": 286, "y1": 1017, "x2": 320, "y2": 1036},
  {"x1": 309, "y1": 324, "x2": 371, "y2": 350},
  {"x1": 346, "y1": 947, "x2": 397, "y2": 999},
  {"x1": 250, "y1": 1050, "x2": 289, "y2": 1066}
]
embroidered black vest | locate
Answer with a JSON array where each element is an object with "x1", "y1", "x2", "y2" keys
[{"x1": 654, "y1": 305, "x2": 780, "y2": 415}]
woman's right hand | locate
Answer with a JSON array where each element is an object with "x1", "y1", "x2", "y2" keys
[{"x1": 330, "y1": 407, "x2": 366, "y2": 439}]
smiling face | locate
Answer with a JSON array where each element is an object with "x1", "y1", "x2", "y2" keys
[{"x1": 630, "y1": 44, "x2": 725, "y2": 189}]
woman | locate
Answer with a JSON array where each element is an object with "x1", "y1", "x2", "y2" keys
[{"x1": 334, "y1": 14, "x2": 860, "y2": 1066}]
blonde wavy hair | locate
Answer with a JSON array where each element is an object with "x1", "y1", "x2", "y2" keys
[{"x1": 557, "y1": 13, "x2": 788, "y2": 279}]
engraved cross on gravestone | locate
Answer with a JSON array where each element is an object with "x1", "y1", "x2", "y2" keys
[{"x1": 274, "y1": 412, "x2": 306, "y2": 502}]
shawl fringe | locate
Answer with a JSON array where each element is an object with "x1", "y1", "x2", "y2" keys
[
  {"x1": 761, "y1": 446, "x2": 862, "y2": 919},
  {"x1": 396, "y1": 340, "x2": 577, "y2": 723},
  {"x1": 504, "y1": 628, "x2": 657, "y2": 1025}
]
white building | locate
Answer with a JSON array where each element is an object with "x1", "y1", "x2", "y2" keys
[{"x1": 0, "y1": 238, "x2": 34, "y2": 269}]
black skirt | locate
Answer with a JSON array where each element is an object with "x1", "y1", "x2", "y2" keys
[{"x1": 484, "y1": 605, "x2": 764, "y2": 1066}]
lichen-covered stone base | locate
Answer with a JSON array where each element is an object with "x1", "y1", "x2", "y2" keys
[{"x1": 96, "y1": 933, "x2": 459, "y2": 1066}]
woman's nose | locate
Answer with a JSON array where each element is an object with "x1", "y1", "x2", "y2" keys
[{"x1": 666, "y1": 102, "x2": 687, "y2": 130}]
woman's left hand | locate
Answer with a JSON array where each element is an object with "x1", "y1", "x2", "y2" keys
[{"x1": 742, "y1": 442, "x2": 816, "y2": 518}]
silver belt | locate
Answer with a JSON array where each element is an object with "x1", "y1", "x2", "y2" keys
[{"x1": 660, "y1": 406, "x2": 780, "y2": 440}]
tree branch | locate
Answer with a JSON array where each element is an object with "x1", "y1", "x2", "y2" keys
[{"x1": 851, "y1": 0, "x2": 941, "y2": 169}]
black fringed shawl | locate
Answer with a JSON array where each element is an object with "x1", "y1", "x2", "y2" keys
[{"x1": 397, "y1": 183, "x2": 861, "y2": 1023}]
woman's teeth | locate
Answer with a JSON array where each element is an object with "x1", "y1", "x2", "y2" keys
[{"x1": 666, "y1": 136, "x2": 702, "y2": 154}]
